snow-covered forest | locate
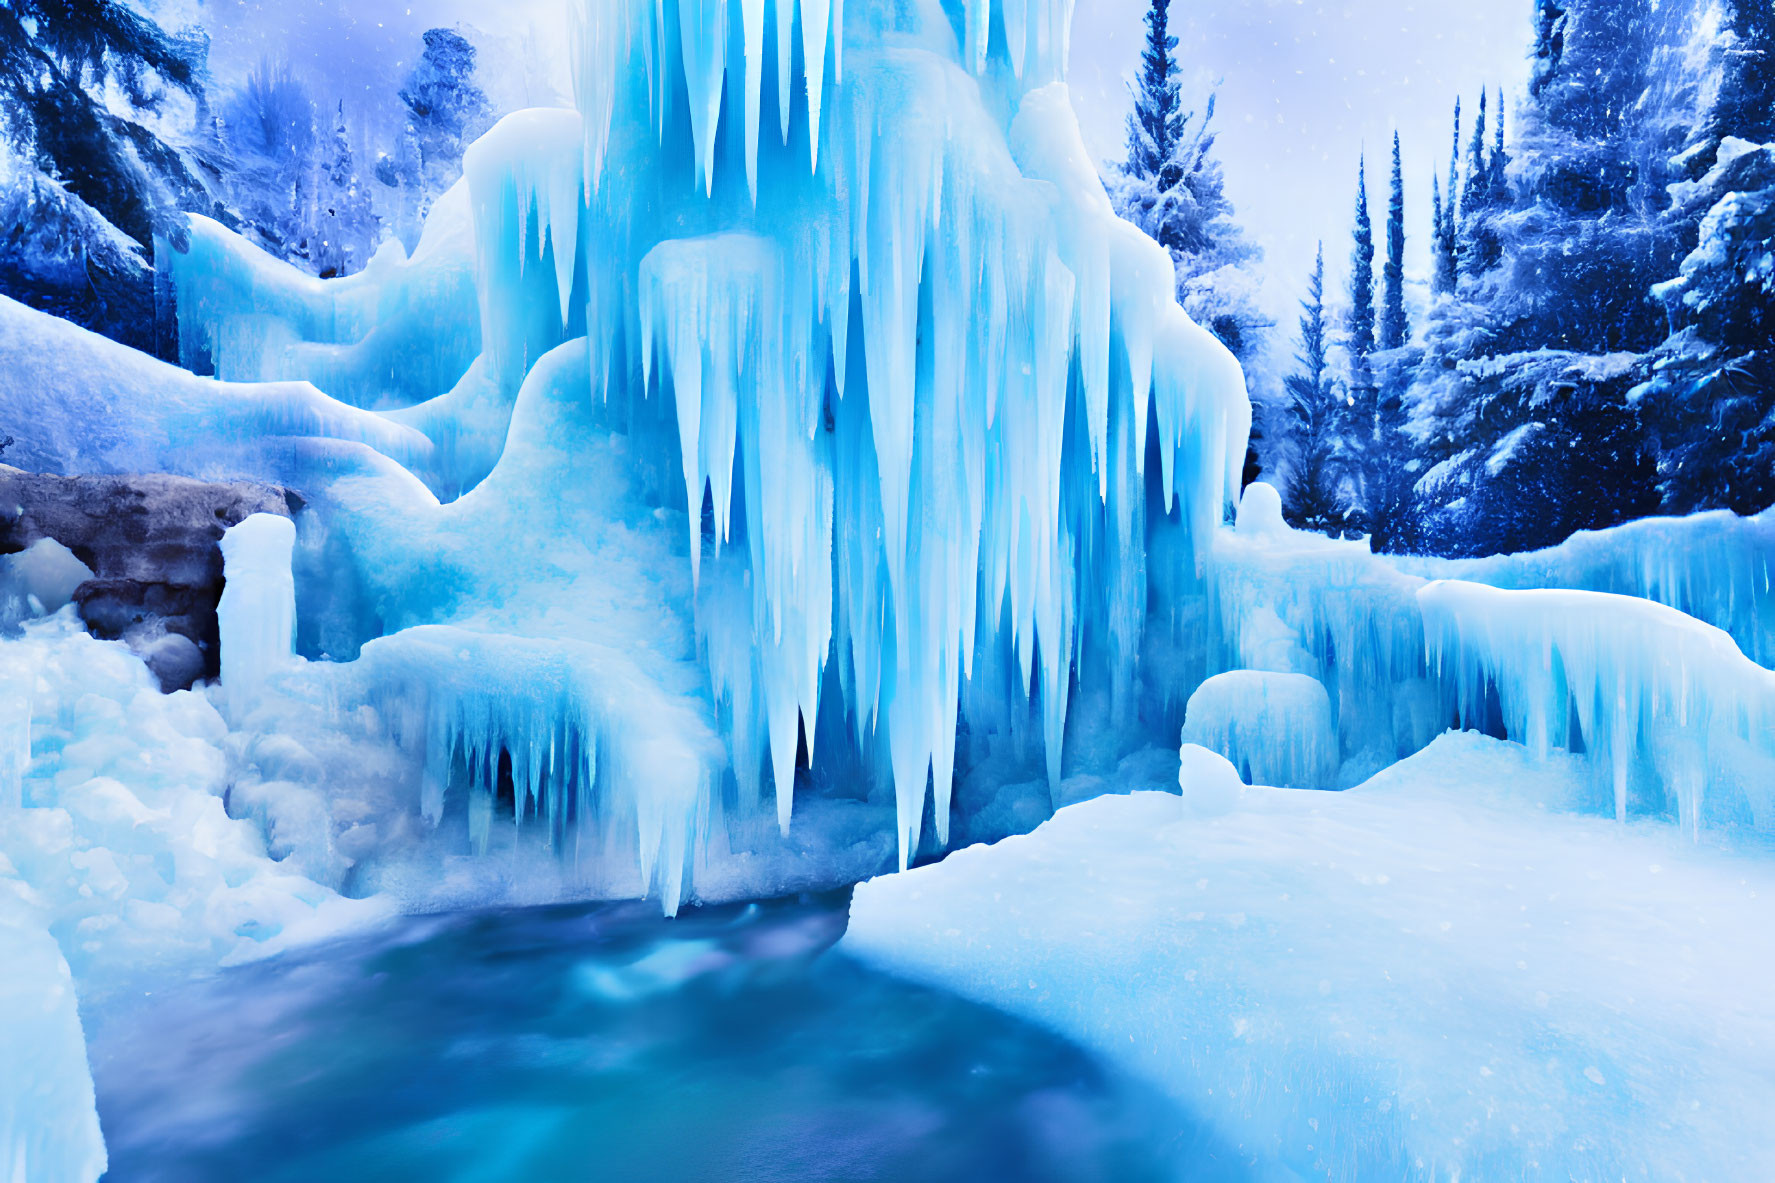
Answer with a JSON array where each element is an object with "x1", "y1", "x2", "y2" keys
[
  {"x1": 0, "y1": 1, "x2": 491, "y2": 353},
  {"x1": 1105, "y1": 0, "x2": 1775, "y2": 556},
  {"x1": 3, "y1": 1, "x2": 1773, "y2": 1180}
]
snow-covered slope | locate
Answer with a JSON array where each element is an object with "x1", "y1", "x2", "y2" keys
[
  {"x1": 0, "y1": 295, "x2": 430, "y2": 485},
  {"x1": 846, "y1": 732, "x2": 1775, "y2": 1180}
]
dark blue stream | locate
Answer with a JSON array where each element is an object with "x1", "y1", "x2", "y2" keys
[{"x1": 85, "y1": 893, "x2": 1249, "y2": 1182}]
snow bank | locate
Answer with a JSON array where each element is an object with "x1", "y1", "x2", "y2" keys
[
  {"x1": 0, "y1": 874, "x2": 105, "y2": 1183},
  {"x1": 168, "y1": 183, "x2": 481, "y2": 413},
  {"x1": 0, "y1": 618, "x2": 390, "y2": 984},
  {"x1": 846, "y1": 731, "x2": 1775, "y2": 1180}
]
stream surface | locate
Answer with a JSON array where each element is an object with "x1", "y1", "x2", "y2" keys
[{"x1": 86, "y1": 893, "x2": 1244, "y2": 1182}]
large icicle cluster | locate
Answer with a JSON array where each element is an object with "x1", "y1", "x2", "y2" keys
[
  {"x1": 1399, "y1": 508, "x2": 1775, "y2": 667},
  {"x1": 347, "y1": 626, "x2": 718, "y2": 914},
  {"x1": 559, "y1": 0, "x2": 1247, "y2": 866},
  {"x1": 163, "y1": 0, "x2": 1251, "y2": 879}
]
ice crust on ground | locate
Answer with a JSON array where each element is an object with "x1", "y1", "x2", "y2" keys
[{"x1": 846, "y1": 731, "x2": 1775, "y2": 1181}]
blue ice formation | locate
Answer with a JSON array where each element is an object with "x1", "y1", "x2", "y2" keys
[
  {"x1": 0, "y1": 877, "x2": 105, "y2": 1183},
  {"x1": 164, "y1": 0, "x2": 1251, "y2": 903},
  {"x1": 47, "y1": 0, "x2": 1764, "y2": 916},
  {"x1": 1209, "y1": 490, "x2": 1775, "y2": 830}
]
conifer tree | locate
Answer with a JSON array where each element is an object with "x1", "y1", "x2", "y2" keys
[
  {"x1": 1347, "y1": 156, "x2": 1377, "y2": 393},
  {"x1": 1285, "y1": 244, "x2": 1343, "y2": 532},
  {"x1": 1436, "y1": 99, "x2": 1462, "y2": 290},
  {"x1": 0, "y1": 0, "x2": 212, "y2": 352},
  {"x1": 1380, "y1": 132, "x2": 1409, "y2": 351},
  {"x1": 1489, "y1": 87, "x2": 1510, "y2": 201},
  {"x1": 313, "y1": 102, "x2": 380, "y2": 279},
  {"x1": 1462, "y1": 90, "x2": 1489, "y2": 219},
  {"x1": 1110, "y1": 0, "x2": 1269, "y2": 367},
  {"x1": 1126, "y1": 0, "x2": 1184, "y2": 183}
]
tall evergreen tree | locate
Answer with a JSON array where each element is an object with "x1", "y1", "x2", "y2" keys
[
  {"x1": 1285, "y1": 244, "x2": 1343, "y2": 532},
  {"x1": 0, "y1": 0, "x2": 215, "y2": 353},
  {"x1": 1489, "y1": 87, "x2": 1510, "y2": 201},
  {"x1": 1110, "y1": 0, "x2": 1269, "y2": 367},
  {"x1": 312, "y1": 102, "x2": 380, "y2": 279},
  {"x1": 1125, "y1": 0, "x2": 1184, "y2": 183},
  {"x1": 1380, "y1": 132, "x2": 1409, "y2": 351},
  {"x1": 1435, "y1": 99, "x2": 1462, "y2": 291},
  {"x1": 1643, "y1": 1, "x2": 1775, "y2": 515},
  {"x1": 1347, "y1": 156, "x2": 1377, "y2": 391},
  {"x1": 381, "y1": 28, "x2": 492, "y2": 249},
  {"x1": 1342, "y1": 156, "x2": 1379, "y2": 532},
  {"x1": 1463, "y1": 90, "x2": 1489, "y2": 217}
]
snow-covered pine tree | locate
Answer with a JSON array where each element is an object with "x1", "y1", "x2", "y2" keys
[
  {"x1": 1401, "y1": 0, "x2": 1669, "y2": 555},
  {"x1": 1339, "y1": 156, "x2": 1379, "y2": 532},
  {"x1": 1458, "y1": 89, "x2": 1504, "y2": 274},
  {"x1": 1380, "y1": 133, "x2": 1408, "y2": 351},
  {"x1": 0, "y1": 0, "x2": 214, "y2": 353},
  {"x1": 1110, "y1": 0, "x2": 1269, "y2": 369},
  {"x1": 1642, "y1": 1, "x2": 1775, "y2": 515},
  {"x1": 1125, "y1": 0, "x2": 1185, "y2": 183},
  {"x1": 1367, "y1": 133, "x2": 1418, "y2": 552},
  {"x1": 1346, "y1": 155, "x2": 1377, "y2": 399},
  {"x1": 1285, "y1": 244, "x2": 1344, "y2": 533},
  {"x1": 1436, "y1": 99, "x2": 1462, "y2": 291},
  {"x1": 383, "y1": 28, "x2": 492, "y2": 249},
  {"x1": 313, "y1": 103, "x2": 380, "y2": 280},
  {"x1": 218, "y1": 60, "x2": 319, "y2": 268}
]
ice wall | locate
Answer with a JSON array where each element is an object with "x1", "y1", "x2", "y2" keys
[
  {"x1": 1397, "y1": 508, "x2": 1775, "y2": 669},
  {"x1": 1209, "y1": 490, "x2": 1775, "y2": 835},
  {"x1": 1181, "y1": 670, "x2": 1338, "y2": 789}
]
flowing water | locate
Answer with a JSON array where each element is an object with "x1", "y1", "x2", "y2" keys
[{"x1": 86, "y1": 893, "x2": 1246, "y2": 1182}]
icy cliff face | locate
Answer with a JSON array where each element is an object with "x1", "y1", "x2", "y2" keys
[{"x1": 167, "y1": 0, "x2": 1252, "y2": 896}]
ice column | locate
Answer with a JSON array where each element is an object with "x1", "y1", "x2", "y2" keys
[{"x1": 218, "y1": 514, "x2": 298, "y2": 715}]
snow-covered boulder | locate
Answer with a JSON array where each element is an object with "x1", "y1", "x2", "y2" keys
[{"x1": 0, "y1": 465, "x2": 298, "y2": 689}]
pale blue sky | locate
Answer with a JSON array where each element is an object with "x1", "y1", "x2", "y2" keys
[
  {"x1": 1067, "y1": 0, "x2": 1534, "y2": 324},
  {"x1": 198, "y1": 0, "x2": 1534, "y2": 329}
]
